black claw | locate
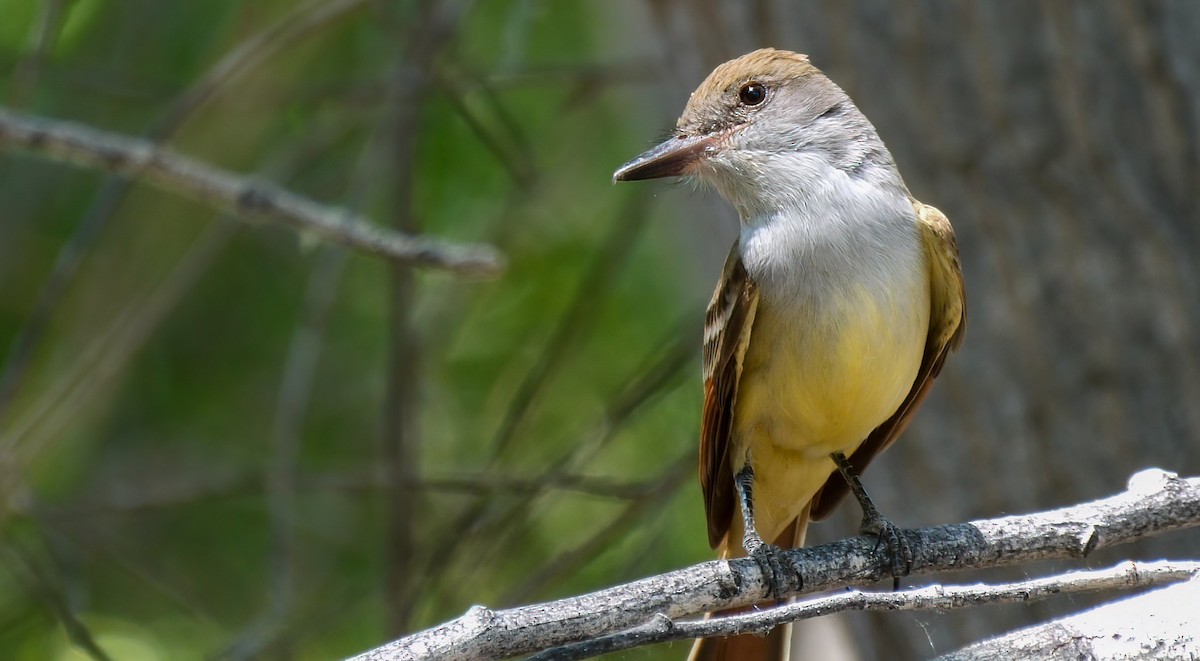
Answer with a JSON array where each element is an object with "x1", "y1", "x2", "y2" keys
[
  {"x1": 861, "y1": 511, "x2": 912, "y2": 581},
  {"x1": 746, "y1": 540, "x2": 801, "y2": 599}
]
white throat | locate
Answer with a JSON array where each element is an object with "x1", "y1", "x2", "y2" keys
[{"x1": 727, "y1": 152, "x2": 923, "y2": 302}]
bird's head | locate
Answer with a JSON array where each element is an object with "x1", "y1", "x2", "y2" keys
[{"x1": 615, "y1": 49, "x2": 891, "y2": 216}]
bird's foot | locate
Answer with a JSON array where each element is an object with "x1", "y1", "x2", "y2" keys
[
  {"x1": 860, "y1": 509, "x2": 912, "y2": 587},
  {"x1": 744, "y1": 537, "x2": 802, "y2": 599}
]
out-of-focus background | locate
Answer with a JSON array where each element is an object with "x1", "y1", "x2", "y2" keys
[{"x1": 1, "y1": 1, "x2": 1198, "y2": 659}]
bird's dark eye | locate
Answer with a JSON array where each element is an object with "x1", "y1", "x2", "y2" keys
[{"x1": 738, "y1": 82, "x2": 767, "y2": 106}]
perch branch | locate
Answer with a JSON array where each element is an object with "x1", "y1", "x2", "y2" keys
[
  {"x1": 348, "y1": 469, "x2": 1200, "y2": 660},
  {"x1": 536, "y1": 560, "x2": 1200, "y2": 660},
  {"x1": 0, "y1": 107, "x2": 504, "y2": 276}
]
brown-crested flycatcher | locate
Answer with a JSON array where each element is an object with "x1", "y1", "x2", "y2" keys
[{"x1": 614, "y1": 49, "x2": 966, "y2": 660}]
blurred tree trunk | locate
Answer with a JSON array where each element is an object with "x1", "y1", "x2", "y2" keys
[{"x1": 621, "y1": 0, "x2": 1200, "y2": 656}]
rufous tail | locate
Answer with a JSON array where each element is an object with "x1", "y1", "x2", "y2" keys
[{"x1": 687, "y1": 504, "x2": 810, "y2": 661}]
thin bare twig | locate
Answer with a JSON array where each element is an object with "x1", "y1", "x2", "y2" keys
[
  {"x1": 3, "y1": 221, "x2": 237, "y2": 465},
  {"x1": 0, "y1": 108, "x2": 504, "y2": 275},
  {"x1": 219, "y1": 248, "x2": 348, "y2": 661},
  {"x1": 499, "y1": 453, "x2": 693, "y2": 606},
  {"x1": 162, "y1": 0, "x2": 371, "y2": 130},
  {"x1": 489, "y1": 193, "x2": 653, "y2": 459},
  {"x1": 1, "y1": 542, "x2": 113, "y2": 661},
  {"x1": 30, "y1": 469, "x2": 664, "y2": 518},
  {"x1": 349, "y1": 469, "x2": 1200, "y2": 660},
  {"x1": 7, "y1": 0, "x2": 67, "y2": 108},
  {"x1": 0, "y1": 0, "x2": 378, "y2": 424},
  {"x1": 428, "y1": 310, "x2": 697, "y2": 599},
  {"x1": 482, "y1": 60, "x2": 660, "y2": 89},
  {"x1": 221, "y1": 103, "x2": 392, "y2": 657},
  {"x1": 434, "y1": 64, "x2": 536, "y2": 188},
  {"x1": 380, "y1": 0, "x2": 478, "y2": 635},
  {"x1": 416, "y1": 196, "x2": 664, "y2": 597}
]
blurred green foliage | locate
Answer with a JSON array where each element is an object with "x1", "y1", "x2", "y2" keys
[{"x1": 0, "y1": 1, "x2": 711, "y2": 658}]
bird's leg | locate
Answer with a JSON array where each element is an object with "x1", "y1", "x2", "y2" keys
[
  {"x1": 830, "y1": 451, "x2": 912, "y2": 586},
  {"x1": 734, "y1": 464, "x2": 801, "y2": 599}
]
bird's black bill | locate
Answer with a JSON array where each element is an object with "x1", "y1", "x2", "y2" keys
[{"x1": 613, "y1": 133, "x2": 715, "y2": 182}]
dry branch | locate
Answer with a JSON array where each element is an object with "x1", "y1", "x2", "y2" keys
[
  {"x1": 941, "y1": 574, "x2": 1200, "y2": 660},
  {"x1": 538, "y1": 560, "x2": 1200, "y2": 660},
  {"x1": 0, "y1": 107, "x2": 505, "y2": 276},
  {"x1": 348, "y1": 469, "x2": 1200, "y2": 660}
]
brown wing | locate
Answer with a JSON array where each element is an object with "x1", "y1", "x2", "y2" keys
[
  {"x1": 700, "y1": 241, "x2": 760, "y2": 548},
  {"x1": 810, "y1": 201, "x2": 967, "y2": 520}
]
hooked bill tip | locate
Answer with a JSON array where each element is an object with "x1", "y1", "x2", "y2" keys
[{"x1": 613, "y1": 133, "x2": 714, "y2": 183}]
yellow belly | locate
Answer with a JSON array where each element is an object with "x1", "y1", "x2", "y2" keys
[{"x1": 730, "y1": 280, "x2": 929, "y2": 542}]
